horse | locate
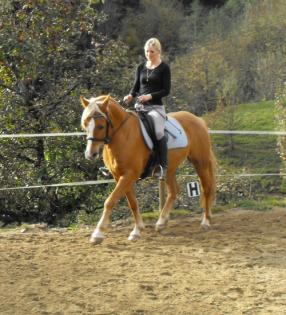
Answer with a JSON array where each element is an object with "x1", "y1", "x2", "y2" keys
[{"x1": 80, "y1": 95, "x2": 216, "y2": 244}]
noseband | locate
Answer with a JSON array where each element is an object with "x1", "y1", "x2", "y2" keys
[{"x1": 86, "y1": 112, "x2": 130, "y2": 144}]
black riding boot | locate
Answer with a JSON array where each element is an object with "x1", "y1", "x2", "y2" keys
[{"x1": 153, "y1": 136, "x2": 168, "y2": 180}]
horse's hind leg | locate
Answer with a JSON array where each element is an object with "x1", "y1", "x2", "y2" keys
[
  {"x1": 156, "y1": 172, "x2": 179, "y2": 231},
  {"x1": 125, "y1": 187, "x2": 145, "y2": 241},
  {"x1": 192, "y1": 159, "x2": 215, "y2": 228}
]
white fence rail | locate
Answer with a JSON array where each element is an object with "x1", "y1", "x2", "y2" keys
[
  {"x1": 0, "y1": 130, "x2": 286, "y2": 138},
  {"x1": 0, "y1": 174, "x2": 285, "y2": 192},
  {"x1": 0, "y1": 132, "x2": 85, "y2": 138},
  {"x1": 0, "y1": 180, "x2": 115, "y2": 192}
]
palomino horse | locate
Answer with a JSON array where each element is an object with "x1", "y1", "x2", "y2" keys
[{"x1": 80, "y1": 95, "x2": 216, "y2": 244}]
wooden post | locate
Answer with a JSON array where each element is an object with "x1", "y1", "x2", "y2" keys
[{"x1": 159, "y1": 179, "x2": 166, "y2": 211}]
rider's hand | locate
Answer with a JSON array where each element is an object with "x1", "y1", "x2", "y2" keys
[
  {"x1": 123, "y1": 94, "x2": 133, "y2": 103},
  {"x1": 137, "y1": 94, "x2": 152, "y2": 103}
]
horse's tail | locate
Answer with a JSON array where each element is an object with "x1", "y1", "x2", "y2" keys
[
  {"x1": 208, "y1": 148, "x2": 217, "y2": 207},
  {"x1": 187, "y1": 133, "x2": 217, "y2": 211}
]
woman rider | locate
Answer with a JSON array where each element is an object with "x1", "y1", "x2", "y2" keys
[{"x1": 124, "y1": 38, "x2": 171, "y2": 179}]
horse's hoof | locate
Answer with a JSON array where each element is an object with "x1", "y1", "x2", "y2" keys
[
  {"x1": 201, "y1": 223, "x2": 211, "y2": 230},
  {"x1": 128, "y1": 234, "x2": 140, "y2": 241},
  {"x1": 201, "y1": 218, "x2": 211, "y2": 230},
  {"x1": 89, "y1": 236, "x2": 104, "y2": 245},
  {"x1": 155, "y1": 217, "x2": 169, "y2": 232},
  {"x1": 155, "y1": 223, "x2": 166, "y2": 232}
]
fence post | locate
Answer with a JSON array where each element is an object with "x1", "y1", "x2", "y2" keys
[{"x1": 159, "y1": 180, "x2": 166, "y2": 211}]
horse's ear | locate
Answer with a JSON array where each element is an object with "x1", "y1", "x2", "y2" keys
[
  {"x1": 80, "y1": 96, "x2": 89, "y2": 108},
  {"x1": 100, "y1": 95, "x2": 110, "y2": 112}
]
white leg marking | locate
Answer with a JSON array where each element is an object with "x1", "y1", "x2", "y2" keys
[
  {"x1": 128, "y1": 226, "x2": 141, "y2": 241},
  {"x1": 90, "y1": 228, "x2": 105, "y2": 244},
  {"x1": 155, "y1": 216, "x2": 169, "y2": 232},
  {"x1": 201, "y1": 214, "x2": 211, "y2": 229}
]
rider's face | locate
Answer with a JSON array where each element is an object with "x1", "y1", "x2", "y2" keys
[{"x1": 145, "y1": 46, "x2": 159, "y2": 62}]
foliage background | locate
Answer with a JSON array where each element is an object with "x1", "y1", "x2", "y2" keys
[{"x1": 0, "y1": 0, "x2": 285, "y2": 226}]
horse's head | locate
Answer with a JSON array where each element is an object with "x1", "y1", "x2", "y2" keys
[{"x1": 80, "y1": 95, "x2": 111, "y2": 160}]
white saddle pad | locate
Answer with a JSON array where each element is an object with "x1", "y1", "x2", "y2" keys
[{"x1": 139, "y1": 115, "x2": 188, "y2": 150}]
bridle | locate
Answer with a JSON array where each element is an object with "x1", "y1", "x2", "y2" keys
[
  {"x1": 86, "y1": 111, "x2": 130, "y2": 144},
  {"x1": 86, "y1": 113, "x2": 113, "y2": 144}
]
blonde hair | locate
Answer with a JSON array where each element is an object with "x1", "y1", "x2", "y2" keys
[{"x1": 144, "y1": 38, "x2": 162, "y2": 54}]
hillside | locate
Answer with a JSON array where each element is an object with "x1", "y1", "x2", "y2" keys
[
  {"x1": 205, "y1": 100, "x2": 281, "y2": 174},
  {"x1": 201, "y1": 100, "x2": 285, "y2": 209}
]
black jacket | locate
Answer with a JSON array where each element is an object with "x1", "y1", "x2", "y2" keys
[{"x1": 130, "y1": 61, "x2": 171, "y2": 105}]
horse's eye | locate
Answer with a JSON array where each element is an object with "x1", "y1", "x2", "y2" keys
[{"x1": 97, "y1": 125, "x2": 104, "y2": 130}]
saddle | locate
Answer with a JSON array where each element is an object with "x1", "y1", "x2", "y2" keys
[
  {"x1": 137, "y1": 110, "x2": 188, "y2": 179},
  {"x1": 138, "y1": 111, "x2": 160, "y2": 179}
]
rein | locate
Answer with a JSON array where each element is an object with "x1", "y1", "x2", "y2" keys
[{"x1": 87, "y1": 112, "x2": 131, "y2": 144}]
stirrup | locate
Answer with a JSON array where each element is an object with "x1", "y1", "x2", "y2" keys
[{"x1": 152, "y1": 165, "x2": 166, "y2": 180}]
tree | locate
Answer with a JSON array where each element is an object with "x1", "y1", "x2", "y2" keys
[
  {"x1": 171, "y1": 41, "x2": 231, "y2": 114},
  {"x1": 120, "y1": 0, "x2": 185, "y2": 58},
  {"x1": 0, "y1": 0, "x2": 130, "y2": 225},
  {"x1": 172, "y1": 0, "x2": 286, "y2": 114},
  {"x1": 179, "y1": 0, "x2": 206, "y2": 50}
]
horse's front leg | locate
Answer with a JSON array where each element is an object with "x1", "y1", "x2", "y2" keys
[
  {"x1": 125, "y1": 187, "x2": 145, "y2": 241},
  {"x1": 90, "y1": 175, "x2": 133, "y2": 244}
]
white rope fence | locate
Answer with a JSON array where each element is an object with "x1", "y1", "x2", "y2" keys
[
  {"x1": 0, "y1": 130, "x2": 285, "y2": 191},
  {"x1": 0, "y1": 130, "x2": 286, "y2": 138},
  {"x1": 209, "y1": 130, "x2": 286, "y2": 136},
  {"x1": 1, "y1": 174, "x2": 285, "y2": 192},
  {"x1": 0, "y1": 180, "x2": 115, "y2": 192},
  {"x1": 0, "y1": 132, "x2": 85, "y2": 138}
]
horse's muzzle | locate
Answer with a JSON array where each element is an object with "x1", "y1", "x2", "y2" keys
[
  {"x1": 85, "y1": 145, "x2": 103, "y2": 160},
  {"x1": 85, "y1": 150, "x2": 99, "y2": 161}
]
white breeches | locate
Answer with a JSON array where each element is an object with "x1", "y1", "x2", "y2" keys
[{"x1": 146, "y1": 106, "x2": 166, "y2": 140}]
